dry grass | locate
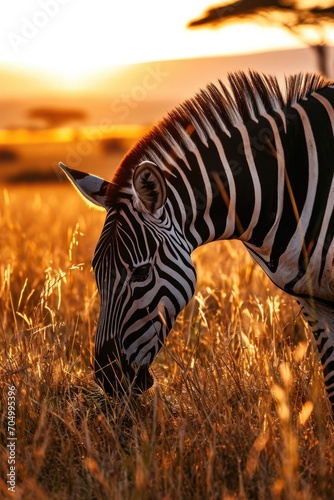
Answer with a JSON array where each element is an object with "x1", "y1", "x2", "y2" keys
[{"x1": 0, "y1": 184, "x2": 333, "y2": 499}]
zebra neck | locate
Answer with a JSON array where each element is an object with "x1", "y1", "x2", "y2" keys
[{"x1": 163, "y1": 122, "x2": 281, "y2": 253}]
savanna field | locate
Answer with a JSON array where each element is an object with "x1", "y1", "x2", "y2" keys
[{"x1": 0, "y1": 183, "x2": 333, "y2": 500}]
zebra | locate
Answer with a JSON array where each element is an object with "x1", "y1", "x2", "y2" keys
[{"x1": 60, "y1": 70, "x2": 334, "y2": 410}]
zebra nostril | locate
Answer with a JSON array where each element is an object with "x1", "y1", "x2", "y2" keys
[
  {"x1": 94, "y1": 340, "x2": 153, "y2": 396},
  {"x1": 94, "y1": 360, "x2": 153, "y2": 396},
  {"x1": 94, "y1": 356, "x2": 127, "y2": 396},
  {"x1": 132, "y1": 365, "x2": 154, "y2": 393}
]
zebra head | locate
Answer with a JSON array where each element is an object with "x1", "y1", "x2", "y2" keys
[{"x1": 60, "y1": 161, "x2": 196, "y2": 396}]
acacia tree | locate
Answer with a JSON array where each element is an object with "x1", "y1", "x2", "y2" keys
[
  {"x1": 188, "y1": 0, "x2": 334, "y2": 76},
  {"x1": 28, "y1": 108, "x2": 86, "y2": 128}
]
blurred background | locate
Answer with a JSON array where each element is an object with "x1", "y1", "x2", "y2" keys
[{"x1": 1, "y1": 0, "x2": 334, "y2": 185}]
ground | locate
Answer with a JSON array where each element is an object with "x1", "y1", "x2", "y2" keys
[{"x1": 0, "y1": 184, "x2": 333, "y2": 499}]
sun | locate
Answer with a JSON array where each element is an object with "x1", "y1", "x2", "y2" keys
[{"x1": 1, "y1": 1, "x2": 301, "y2": 82}]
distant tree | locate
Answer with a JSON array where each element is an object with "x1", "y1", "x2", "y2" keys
[
  {"x1": 188, "y1": 0, "x2": 334, "y2": 75},
  {"x1": 28, "y1": 108, "x2": 87, "y2": 128},
  {"x1": 0, "y1": 148, "x2": 19, "y2": 163},
  {"x1": 101, "y1": 137, "x2": 127, "y2": 155}
]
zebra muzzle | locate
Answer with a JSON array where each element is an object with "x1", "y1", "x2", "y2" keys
[{"x1": 94, "y1": 339, "x2": 153, "y2": 396}]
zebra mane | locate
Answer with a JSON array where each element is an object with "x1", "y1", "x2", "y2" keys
[{"x1": 109, "y1": 70, "x2": 332, "y2": 199}]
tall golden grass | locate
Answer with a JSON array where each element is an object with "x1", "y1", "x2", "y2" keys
[{"x1": 0, "y1": 184, "x2": 333, "y2": 499}]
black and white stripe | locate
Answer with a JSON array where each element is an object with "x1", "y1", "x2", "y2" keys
[{"x1": 61, "y1": 71, "x2": 334, "y2": 407}]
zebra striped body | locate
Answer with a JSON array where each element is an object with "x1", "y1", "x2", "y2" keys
[{"x1": 60, "y1": 71, "x2": 334, "y2": 409}]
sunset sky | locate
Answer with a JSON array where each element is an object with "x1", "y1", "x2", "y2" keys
[
  {"x1": 0, "y1": 2, "x2": 333, "y2": 183},
  {"x1": 0, "y1": 0, "x2": 306, "y2": 81}
]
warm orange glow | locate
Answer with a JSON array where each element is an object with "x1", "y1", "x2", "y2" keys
[
  {"x1": 1, "y1": 1, "x2": 331, "y2": 186},
  {"x1": 0, "y1": 124, "x2": 147, "y2": 145},
  {"x1": 1, "y1": 1, "x2": 304, "y2": 82}
]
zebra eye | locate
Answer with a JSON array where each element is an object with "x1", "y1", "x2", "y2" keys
[{"x1": 131, "y1": 264, "x2": 151, "y2": 282}]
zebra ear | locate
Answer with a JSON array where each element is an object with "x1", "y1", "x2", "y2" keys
[
  {"x1": 59, "y1": 162, "x2": 111, "y2": 210},
  {"x1": 132, "y1": 161, "x2": 167, "y2": 215}
]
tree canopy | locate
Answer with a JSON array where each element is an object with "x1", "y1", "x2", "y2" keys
[{"x1": 188, "y1": 1, "x2": 334, "y2": 75}]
